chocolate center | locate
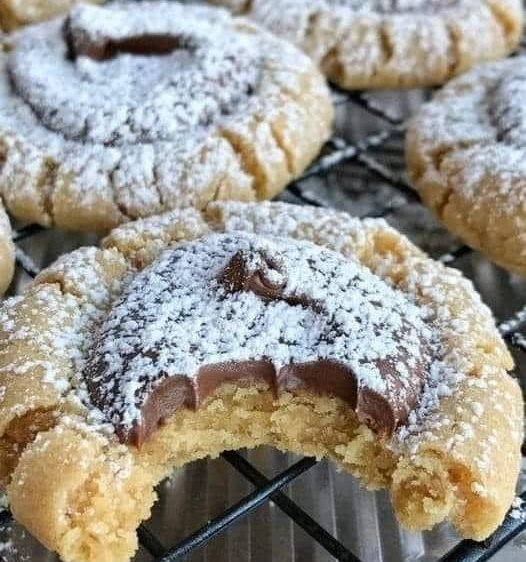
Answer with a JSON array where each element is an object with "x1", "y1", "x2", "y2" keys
[
  {"x1": 220, "y1": 250, "x2": 286, "y2": 302},
  {"x1": 64, "y1": 20, "x2": 192, "y2": 61},
  {"x1": 83, "y1": 233, "x2": 433, "y2": 447},
  {"x1": 7, "y1": 3, "x2": 261, "y2": 145}
]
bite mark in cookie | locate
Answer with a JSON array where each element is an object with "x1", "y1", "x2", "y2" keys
[{"x1": 84, "y1": 233, "x2": 431, "y2": 446}]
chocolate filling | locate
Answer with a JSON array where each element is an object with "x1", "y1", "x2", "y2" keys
[
  {"x1": 220, "y1": 250, "x2": 321, "y2": 311},
  {"x1": 64, "y1": 16, "x2": 192, "y2": 61},
  {"x1": 84, "y1": 234, "x2": 430, "y2": 447},
  {"x1": 90, "y1": 354, "x2": 419, "y2": 448}
]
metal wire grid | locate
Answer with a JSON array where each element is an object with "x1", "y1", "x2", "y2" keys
[{"x1": 2, "y1": 46, "x2": 526, "y2": 562}]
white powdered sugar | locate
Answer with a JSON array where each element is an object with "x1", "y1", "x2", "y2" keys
[
  {"x1": 84, "y1": 232, "x2": 434, "y2": 433},
  {"x1": 412, "y1": 57, "x2": 526, "y2": 208},
  {"x1": 0, "y1": 289, "x2": 90, "y2": 397},
  {"x1": 0, "y1": 1, "x2": 326, "y2": 223},
  {"x1": 8, "y1": 3, "x2": 260, "y2": 145},
  {"x1": 227, "y1": 0, "x2": 519, "y2": 93},
  {"x1": 235, "y1": 0, "x2": 462, "y2": 16}
]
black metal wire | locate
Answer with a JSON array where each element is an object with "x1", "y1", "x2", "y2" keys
[
  {"x1": 153, "y1": 457, "x2": 317, "y2": 561},
  {"x1": 438, "y1": 492, "x2": 526, "y2": 562},
  {"x1": 138, "y1": 525, "x2": 167, "y2": 558},
  {"x1": 3, "y1": 59, "x2": 525, "y2": 562},
  {"x1": 221, "y1": 451, "x2": 361, "y2": 562}
]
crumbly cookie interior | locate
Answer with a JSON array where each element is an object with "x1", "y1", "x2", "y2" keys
[
  {"x1": 3, "y1": 381, "x2": 512, "y2": 562},
  {"x1": 326, "y1": 0, "x2": 459, "y2": 14}
]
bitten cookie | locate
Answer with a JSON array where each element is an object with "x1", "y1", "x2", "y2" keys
[
  {"x1": 0, "y1": 0, "x2": 101, "y2": 31},
  {"x1": 210, "y1": 0, "x2": 524, "y2": 89},
  {"x1": 0, "y1": 2, "x2": 332, "y2": 233},
  {"x1": 0, "y1": 201, "x2": 14, "y2": 295},
  {"x1": 0, "y1": 201, "x2": 522, "y2": 562},
  {"x1": 407, "y1": 57, "x2": 526, "y2": 275}
]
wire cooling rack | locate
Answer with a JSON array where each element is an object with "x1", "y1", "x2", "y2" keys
[{"x1": 1, "y1": 34, "x2": 526, "y2": 562}]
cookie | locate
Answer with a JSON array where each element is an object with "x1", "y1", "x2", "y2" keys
[
  {"x1": 407, "y1": 57, "x2": 526, "y2": 275},
  {"x1": 0, "y1": 0, "x2": 101, "y2": 31},
  {"x1": 0, "y1": 201, "x2": 14, "y2": 295},
  {"x1": 0, "y1": 2, "x2": 332, "y2": 233},
  {"x1": 211, "y1": 0, "x2": 524, "y2": 89},
  {"x1": 0, "y1": 201, "x2": 521, "y2": 562}
]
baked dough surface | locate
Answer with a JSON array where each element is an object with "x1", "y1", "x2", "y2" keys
[
  {"x1": 211, "y1": 0, "x2": 524, "y2": 89},
  {"x1": 0, "y1": 0, "x2": 101, "y2": 31},
  {"x1": 407, "y1": 57, "x2": 526, "y2": 275},
  {"x1": 0, "y1": 202, "x2": 522, "y2": 562},
  {"x1": 0, "y1": 2, "x2": 332, "y2": 232}
]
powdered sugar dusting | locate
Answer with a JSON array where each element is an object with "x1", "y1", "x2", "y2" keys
[
  {"x1": 84, "y1": 232, "x2": 434, "y2": 434},
  {"x1": 491, "y1": 65, "x2": 526, "y2": 149},
  {"x1": 0, "y1": 2, "x2": 328, "y2": 224},
  {"x1": 208, "y1": 201, "x2": 520, "y2": 467},
  {"x1": 0, "y1": 288, "x2": 87, "y2": 397},
  {"x1": 411, "y1": 57, "x2": 526, "y2": 209},
  {"x1": 226, "y1": 0, "x2": 520, "y2": 90},
  {"x1": 9, "y1": 3, "x2": 260, "y2": 145}
]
